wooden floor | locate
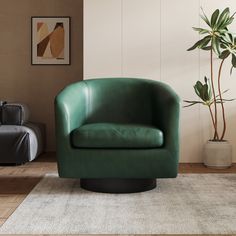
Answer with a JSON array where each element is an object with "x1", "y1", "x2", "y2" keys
[{"x1": 0, "y1": 152, "x2": 235, "y2": 236}]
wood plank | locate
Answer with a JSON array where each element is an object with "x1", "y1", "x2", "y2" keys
[
  {"x1": 0, "y1": 177, "x2": 41, "y2": 194},
  {"x1": 0, "y1": 194, "x2": 24, "y2": 203},
  {"x1": 179, "y1": 163, "x2": 236, "y2": 173},
  {"x1": 0, "y1": 218, "x2": 6, "y2": 226},
  {"x1": 0, "y1": 207, "x2": 16, "y2": 218}
]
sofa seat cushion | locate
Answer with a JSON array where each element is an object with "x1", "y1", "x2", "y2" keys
[{"x1": 71, "y1": 123, "x2": 164, "y2": 148}]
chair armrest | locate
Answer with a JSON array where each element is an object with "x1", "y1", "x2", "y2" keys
[
  {"x1": 152, "y1": 81, "x2": 180, "y2": 154},
  {"x1": 54, "y1": 81, "x2": 87, "y2": 149}
]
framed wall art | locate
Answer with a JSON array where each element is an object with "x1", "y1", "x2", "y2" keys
[{"x1": 31, "y1": 16, "x2": 71, "y2": 65}]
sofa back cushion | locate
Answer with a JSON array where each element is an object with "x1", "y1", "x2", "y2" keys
[
  {"x1": 1, "y1": 103, "x2": 30, "y2": 125},
  {"x1": 84, "y1": 78, "x2": 153, "y2": 125}
]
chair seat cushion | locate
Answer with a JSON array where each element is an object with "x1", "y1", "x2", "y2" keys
[{"x1": 71, "y1": 123, "x2": 164, "y2": 148}]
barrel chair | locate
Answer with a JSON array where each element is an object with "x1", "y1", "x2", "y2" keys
[{"x1": 55, "y1": 78, "x2": 180, "y2": 193}]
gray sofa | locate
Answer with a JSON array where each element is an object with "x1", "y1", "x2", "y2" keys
[{"x1": 0, "y1": 102, "x2": 45, "y2": 164}]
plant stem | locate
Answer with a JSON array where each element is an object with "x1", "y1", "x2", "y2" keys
[
  {"x1": 210, "y1": 48, "x2": 219, "y2": 140},
  {"x1": 218, "y1": 59, "x2": 226, "y2": 140},
  {"x1": 208, "y1": 105, "x2": 218, "y2": 139}
]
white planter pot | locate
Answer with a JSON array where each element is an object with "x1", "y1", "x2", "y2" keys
[{"x1": 203, "y1": 140, "x2": 232, "y2": 169}]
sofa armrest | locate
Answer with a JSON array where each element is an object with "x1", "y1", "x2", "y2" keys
[
  {"x1": 55, "y1": 81, "x2": 87, "y2": 150},
  {"x1": 152, "y1": 82, "x2": 180, "y2": 155}
]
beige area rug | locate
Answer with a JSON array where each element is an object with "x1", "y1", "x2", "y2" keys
[{"x1": 0, "y1": 174, "x2": 236, "y2": 234}]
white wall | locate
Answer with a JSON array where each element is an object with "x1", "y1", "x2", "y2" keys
[{"x1": 84, "y1": 0, "x2": 236, "y2": 163}]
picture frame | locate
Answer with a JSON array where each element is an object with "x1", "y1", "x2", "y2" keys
[{"x1": 31, "y1": 16, "x2": 71, "y2": 65}]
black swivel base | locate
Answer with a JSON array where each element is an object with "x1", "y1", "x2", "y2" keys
[{"x1": 80, "y1": 178, "x2": 156, "y2": 193}]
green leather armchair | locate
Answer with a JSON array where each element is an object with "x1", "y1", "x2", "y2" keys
[{"x1": 55, "y1": 78, "x2": 180, "y2": 193}]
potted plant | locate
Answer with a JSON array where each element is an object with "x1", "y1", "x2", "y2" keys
[{"x1": 185, "y1": 7, "x2": 236, "y2": 168}]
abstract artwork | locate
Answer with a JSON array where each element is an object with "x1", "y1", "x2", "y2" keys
[{"x1": 31, "y1": 17, "x2": 70, "y2": 65}]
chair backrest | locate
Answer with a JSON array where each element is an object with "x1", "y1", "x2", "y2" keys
[{"x1": 83, "y1": 78, "x2": 153, "y2": 125}]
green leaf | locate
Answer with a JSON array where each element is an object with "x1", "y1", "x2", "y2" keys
[
  {"x1": 200, "y1": 37, "x2": 211, "y2": 48},
  {"x1": 183, "y1": 102, "x2": 204, "y2": 108},
  {"x1": 202, "y1": 84, "x2": 209, "y2": 101},
  {"x1": 202, "y1": 46, "x2": 212, "y2": 50},
  {"x1": 192, "y1": 27, "x2": 209, "y2": 34},
  {"x1": 187, "y1": 41, "x2": 200, "y2": 51},
  {"x1": 195, "y1": 81, "x2": 203, "y2": 92},
  {"x1": 218, "y1": 30, "x2": 228, "y2": 34},
  {"x1": 230, "y1": 66, "x2": 234, "y2": 75},
  {"x1": 219, "y1": 50, "x2": 230, "y2": 59},
  {"x1": 217, "y1": 7, "x2": 230, "y2": 28},
  {"x1": 227, "y1": 17, "x2": 234, "y2": 25},
  {"x1": 200, "y1": 7, "x2": 211, "y2": 27},
  {"x1": 184, "y1": 100, "x2": 203, "y2": 104},
  {"x1": 217, "y1": 8, "x2": 229, "y2": 28},
  {"x1": 215, "y1": 98, "x2": 236, "y2": 103},
  {"x1": 211, "y1": 9, "x2": 220, "y2": 28},
  {"x1": 232, "y1": 54, "x2": 236, "y2": 67},
  {"x1": 220, "y1": 15, "x2": 234, "y2": 29},
  {"x1": 222, "y1": 98, "x2": 236, "y2": 102},
  {"x1": 222, "y1": 33, "x2": 233, "y2": 44},
  {"x1": 230, "y1": 54, "x2": 236, "y2": 74},
  {"x1": 228, "y1": 33, "x2": 233, "y2": 42},
  {"x1": 212, "y1": 37, "x2": 221, "y2": 55},
  {"x1": 194, "y1": 81, "x2": 205, "y2": 100},
  {"x1": 194, "y1": 82, "x2": 201, "y2": 97},
  {"x1": 193, "y1": 78, "x2": 212, "y2": 103},
  {"x1": 187, "y1": 36, "x2": 211, "y2": 51},
  {"x1": 205, "y1": 77, "x2": 212, "y2": 99},
  {"x1": 202, "y1": 78, "x2": 212, "y2": 101},
  {"x1": 218, "y1": 9, "x2": 230, "y2": 28},
  {"x1": 183, "y1": 100, "x2": 205, "y2": 108},
  {"x1": 194, "y1": 85, "x2": 200, "y2": 97},
  {"x1": 208, "y1": 84, "x2": 212, "y2": 100},
  {"x1": 220, "y1": 43, "x2": 227, "y2": 49},
  {"x1": 230, "y1": 12, "x2": 236, "y2": 18}
]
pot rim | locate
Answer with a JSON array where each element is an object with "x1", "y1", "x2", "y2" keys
[{"x1": 206, "y1": 140, "x2": 231, "y2": 145}]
